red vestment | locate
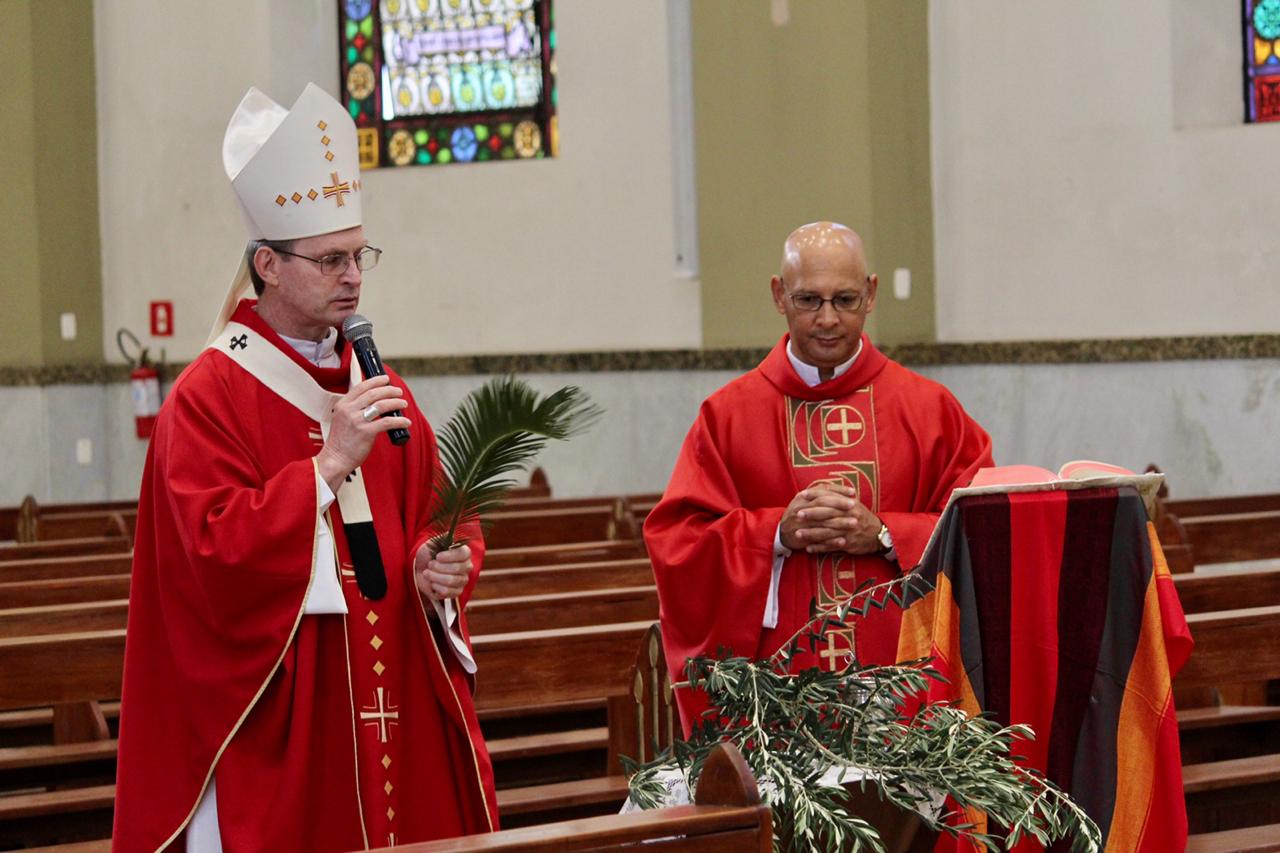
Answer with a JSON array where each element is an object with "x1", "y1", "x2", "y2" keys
[
  {"x1": 643, "y1": 334, "x2": 993, "y2": 732},
  {"x1": 114, "y1": 302, "x2": 497, "y2": 852}
]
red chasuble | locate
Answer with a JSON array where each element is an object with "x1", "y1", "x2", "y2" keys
[
  {"x1": 897, "y1": 487, "x2": 1192, "y2": 852},
  {"x1": 644, "y1": 334, "x2": 993, "y2": 733},
  {"x1": 114, "y1": 301, "x2": 497, "y2": 852}
]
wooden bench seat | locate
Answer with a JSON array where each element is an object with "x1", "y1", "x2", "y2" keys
[
  {"x1": 0, "y1": 553, "x2": 132, "y2": 584},
  {"x1": 467, "y1": 586, "x2": 657, "y2": 634},
  {"x1": 471, "y1": 558, "x2": 652, "y2": 600},
  {"x1": 0, "y1": 575, "x2": 130, "y2": 611},
  {"x1": 484, "y1": 506, "x2": 626, "y2": 550},
  {"x1": 1184, "y1": 753, "x2": 1280, "y2": 835},
  {"x1": 484, "y1": 540, "x2": 645, "y2": 570},
  {"x1": 1174, "y1": 569, "x2": 1280, "y2": 614},
  {"x1": 1186, "y1": 823, "x2": 1280, "y2": 852},
  {"x1": 0, "y1": 538, "x2": 130, "y2": 563}
]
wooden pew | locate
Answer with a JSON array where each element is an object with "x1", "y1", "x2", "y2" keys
[
  {"x1": 0, "y1": 538, "x2": 130, "y2": 563},
  {"x1": 382, "y1": 742, "x2": 770, "y2": 852},
  {"x1": 0, "y1": 575, "x2": 130, "y2": 610},
  {"x1": 0, "y1": 617, "x2": 656, "y2": 843},
  {"x1": 472, "y1": 558, "x2": 653, "y2": 601},
  {"x1": 0, "y1": 553, "x2": 132, "y2": 584},
  {"x1": 5, "y1": 744, "x2": 770, "y2": 853},
  {"x1": 1174, "y1": 569, "x2": 1280, "y2": 614},
  {"x1": 484, "y1": 540, "x2": 645, "y2": 570},
  {"x1": 483, "y1": 504, "x2": 628, "y2": 550},
  {"x1": 0, "y1": 585, "x2": 659, "y2": 645}
]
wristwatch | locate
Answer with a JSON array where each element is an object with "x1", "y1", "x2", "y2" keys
[{"x1": 875, "y1": 522, "x2": 893, "y2": 554}]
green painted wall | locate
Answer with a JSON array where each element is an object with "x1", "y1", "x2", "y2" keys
[
  {"x1": 0, "y1": 6, "x2": 43, "y2": 367},
  {"x1": 0, "y1": 0, "x2": 102, "y2": 368},
  {"x1": 693, "y1": 0, "x2": 936, "y2": 347},
  {"x1": 32, "y1": 1, "x2": 103, "y2": 364}
]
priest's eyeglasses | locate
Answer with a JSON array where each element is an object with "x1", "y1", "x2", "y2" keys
[
  {"x1": 788, "y1": 291, "x2": 864, "y2": 313},
  {"x1": 273, "y1": 246, "x2": 382, "y2": 276}
]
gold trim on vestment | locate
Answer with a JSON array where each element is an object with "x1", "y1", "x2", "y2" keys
[
  {"x1": 411, "y1": 574, "x2": 496, "y2": 832},
  {"x1": 340, "y1": 578, "x2": 372, "y2": 850},
  {"x1": 155, "y1": 457, "x2": 325, "y2": 852}
]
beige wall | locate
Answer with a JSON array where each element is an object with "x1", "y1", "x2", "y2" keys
[
  {"x1": 95, "y1": 0, "x2": 700, "y2": 362},
  {"x1": 931, "y1": 0, "x2": 1280, "y2": 341},
  {"x1": 693, "y1": 0, "x2": 936, "y2": 348},
  {"x1": 0, "y1": 1, "x2": 102, "y2": 367},
  {"x1": 0, "y1": 8, "x2": 41, "y2": 367}
]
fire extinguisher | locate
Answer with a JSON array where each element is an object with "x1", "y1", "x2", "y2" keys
[{"x1": 118, "y1": 329, "x2": 164, "y2": 439}]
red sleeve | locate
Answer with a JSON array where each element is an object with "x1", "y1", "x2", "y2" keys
[
  {"x1": 643, "y1": 407, "x2": 784, "y2": 673},
  {"x1": 880, "y1": 385, "x2": 993, "y2": 571}
]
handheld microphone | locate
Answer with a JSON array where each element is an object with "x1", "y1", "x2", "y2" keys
[{"x1": 342, "y1": 314, "x2": 410, "y2": 446}]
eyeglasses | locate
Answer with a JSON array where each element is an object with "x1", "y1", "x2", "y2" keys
[
  {"x1": 787, "y1": 291, "x2": 865, "y2": 313},
  {"x1": 272, "y1": 245, "x2": 382, "y2": 276}
]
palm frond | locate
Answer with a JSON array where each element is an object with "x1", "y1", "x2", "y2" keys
[{"x1": 430, "y1": 376, "x2": 602, "y2": 551}]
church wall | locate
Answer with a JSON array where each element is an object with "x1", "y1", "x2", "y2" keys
[
  {"x1": 693, "y1": 0, "x2": 939, "y2": 350},
  {"x1": 930, "y1": 0, "x2": 1280, "y2": 341},
  {"x1": 6, "y1": 359, "x2": 1277, "y2": 506},
  {"x1": 0, "y1": 8, "x2": 43, "y2": 368},
  {"x1": 94, "y1": 0, "x2": 700, "y2": 363}
]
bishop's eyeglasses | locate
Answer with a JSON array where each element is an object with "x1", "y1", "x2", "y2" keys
[{"x1": 272, "y1": 245, "x2": 382, "y2": 276}]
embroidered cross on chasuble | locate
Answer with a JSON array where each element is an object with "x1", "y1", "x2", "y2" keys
[{"x1": 786, "y1": 389, "x2": 882, "y2": 671}]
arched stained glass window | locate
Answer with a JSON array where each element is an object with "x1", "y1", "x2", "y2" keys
[
  {"x1": 1244, "y1": 0, "x2": 1280, "y2": 122},
  {"x1": 339, "y1": 0, "x2": 557, "y2": 168}
]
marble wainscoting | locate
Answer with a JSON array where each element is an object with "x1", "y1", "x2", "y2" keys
[{"x1": 2, "y1": 353, "x2": 1278, "y2": 506}]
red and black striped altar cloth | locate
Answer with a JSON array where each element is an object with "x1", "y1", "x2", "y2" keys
[{"x1": 897, "y1": 486, "x2": 1193, "y2": 852}]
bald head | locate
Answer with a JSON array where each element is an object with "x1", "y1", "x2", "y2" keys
[
  {"x1": 770, "y1": 221, "x2": 877, "y2": 379},
  {"x1": 779, "y1": 221, "x2": 869, "y2": 282}
]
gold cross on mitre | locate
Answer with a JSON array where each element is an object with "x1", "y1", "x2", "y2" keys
[
  {"x1": 323, "y1": 171, "x2": 352, "y2": 207},
  {"x1": 360, "y1": 686, "x2": 400, "y2": 743}
]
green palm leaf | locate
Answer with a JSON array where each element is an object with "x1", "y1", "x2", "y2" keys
[{"x1": 429, "y1": 375, "x2": 603, "y2": 551}]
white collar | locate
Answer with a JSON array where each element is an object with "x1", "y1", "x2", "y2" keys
[
  {"x1": 277, "y1": 326, "x2": 340, "y2": 368},
  {"x1": 786, "y1": 338, "x2": 862, "y2": 388}
]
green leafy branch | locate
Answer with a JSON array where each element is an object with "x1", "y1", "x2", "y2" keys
[
  {"x1": 625, "y1": 573, "x2": 1102, "y2": 853},
  {"x1": 429, "y1": 376, "x2": 602, "y2": 552}
]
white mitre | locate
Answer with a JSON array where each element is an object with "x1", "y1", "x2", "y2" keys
[{"x1": 208, "y1": 83, "x2": 364, "y2": 342}]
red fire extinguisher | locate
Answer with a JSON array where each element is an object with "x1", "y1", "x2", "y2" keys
[{"x1": 118, "y1": 329, "x2": 163, "y2": 439}]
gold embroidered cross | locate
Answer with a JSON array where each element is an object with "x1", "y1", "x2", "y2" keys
[
  {"x1": 824, "y1": 406, "x2": 863, "y2": 447},
  {"x1": 323, "y1": 171, "x2": 352, "y2": 207},
  {"x1": 818, "y1": 629, "x2": 856, "y2": 672},
  {"x1": 360, "y1": 686, "x2": 400, "y2": 743}
]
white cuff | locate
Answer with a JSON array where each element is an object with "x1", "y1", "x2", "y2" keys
[
  {"x1": 303, "y1": 471, "x2": 348, "y2": 615},
  {"x1": 430, "y1": 598, "x2": 477, "y2": 674},
  {"x1": 764, "y1": 524, "x2": 792, "y2": 629}
]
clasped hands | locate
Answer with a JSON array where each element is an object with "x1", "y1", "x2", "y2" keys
[{"x1": 780, "y1": 483, "x2": 882, "y2": 555}]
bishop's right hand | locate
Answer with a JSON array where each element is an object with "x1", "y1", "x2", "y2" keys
[{"x1": 316, "y1": 375, "x2": 411, "y2": 492}]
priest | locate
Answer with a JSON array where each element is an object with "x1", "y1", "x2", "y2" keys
[
  {"x1": 644, "y1": 222, "x2": 994, "y2": 733},
  {"x1": 113, "y1": 84, "x2": 497, "y2": 852}
]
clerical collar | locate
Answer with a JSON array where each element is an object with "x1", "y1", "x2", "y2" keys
[
  {"x1": 277, "y1": 326, "x2": 340, "y2": 367},
  {"x1": 786, "y1": 338, "x2": 862, "y2": 388}
]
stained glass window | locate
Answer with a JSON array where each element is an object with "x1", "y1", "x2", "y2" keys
[
  {"x1": 339, "y1": 0, "x2": 557, "y2": 168},
  {"x1": 1245, "y1": 0, "x2": 1280, "y2": 122}
]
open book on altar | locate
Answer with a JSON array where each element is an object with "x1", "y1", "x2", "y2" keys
[{"x1": 948, "y1": 459, "x2": 1164, "y2": 523}]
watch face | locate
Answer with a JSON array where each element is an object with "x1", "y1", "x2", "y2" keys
[{"x1": 877, "y1": 524, "x2": 892, "y2": 550}]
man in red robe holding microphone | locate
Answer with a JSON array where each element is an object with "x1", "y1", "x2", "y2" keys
[
  {"x1": 644, "y1": 222, "x2": 994, "y2": 733},
  {"x1": 113, "y1": 83, "x2": 497, "y2": 852}
]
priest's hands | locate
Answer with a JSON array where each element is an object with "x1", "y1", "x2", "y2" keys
[
  {"x1": 414, "y1": 542, "x2": 472, "y2": 603},
  {"x1": 317, "y1": 376, "x2": 412, "y2": 493},
  {"x1": 779, "y1": 483, "x2": 883, "y2": 555}
]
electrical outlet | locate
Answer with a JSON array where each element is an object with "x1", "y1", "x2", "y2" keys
[
  {"x1": 893, "y1": 268, "x2": 911, "y2": 300},
  {"x1": 60, "y1": 313, "x2": 77, "y2": 340},
  {"x1": 76, "y1": 438, "x2": 93, "y2": 466}
]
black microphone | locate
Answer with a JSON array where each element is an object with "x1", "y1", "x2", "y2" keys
[{"x1": 342, "y1": 314, "x2": 410, "y2": 446}]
